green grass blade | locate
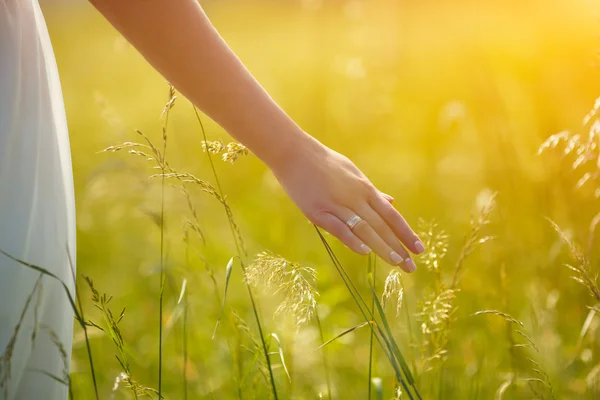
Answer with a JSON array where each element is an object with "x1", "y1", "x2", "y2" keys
[
  {"x1": 401, "y1": 285, "x2": 418, "y2": 382},
  {"x1": 0, "y1": 249, "x2": 81, "y2": 323},
  {"x1": 371, "y1": 377, "x2": 383, "y2": 400},
  {"x1": 313, "y1": 227, "x2": 408, "y2": 389},
  {"x1": 315, "y1": 313, "x2": 332, "y2": 400},
  {"x1": 368, "y1": 275, "x2": 421, "y2": 400},
  {"x1": 368, "y1": 274, "x2": 414, "y2": 384},
  {"x1": 313, "y1": 321, "x2": 370, "y2": 352},
  {"x1": 270, "y1": 333, "x2": 291, "y2": 383},
  {"x1": 321, "y1": 230, "x2": 417, "y2": 399},
  {"x1": 66, "y1": 246, "x2": 99, "y2": 400},
  {"x1": 368, "y1": 255, "x2": 376, "y2": 400},
  {"x1": 373, "y1": 324, "x2": 413, "y2": 400},
  {"x1": 177, "y1": 278, "x2": 188, "y2": 305},
  {"x1": 29, "y1": 368, "x2": 69, "y2": 387},
  {"x1": 164, "y1": 279, "x2": 188, "y2": 339},
  {"x1": 183, "y1": 283, "x2": 189, "y2": 400},
  {"x1": 213, "y1": 256, "x2": 235, "y2": 340}
]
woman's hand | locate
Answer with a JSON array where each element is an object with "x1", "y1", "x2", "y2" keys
[{"x1": 271, "y1": 136, "x2": 424, "y2": 272}]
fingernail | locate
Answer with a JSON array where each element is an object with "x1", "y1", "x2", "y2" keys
[
  {"x1": 414, "y1": 240, "x2": 426, "y2": 255},
  {"x1": 360, "y1": 244, "x2": 371, "y2": 255},
  {"x1": 390, "y1": 251, "x2": 403, "y2": 264},
  {"x1": 404, "y1": 258, "x2": 417, "y2": 272}
]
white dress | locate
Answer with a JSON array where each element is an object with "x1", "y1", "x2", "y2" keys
[{"x1": 0, "y1": 1, "x2": 76, "y2": 399}]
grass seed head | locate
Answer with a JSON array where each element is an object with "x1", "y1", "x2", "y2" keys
[
  {"x1": 247, "y1": 252, "x2": 319, "y2": 327},
  {"x1": 417, "y1": 220, "x2": 449, "y2": 272},
  {"x1": 382, "y1": 270, "x2": 404, "y2": 317}
]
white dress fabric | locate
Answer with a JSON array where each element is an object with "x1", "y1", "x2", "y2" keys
[{"x1": 0, "y1": 1, "x2": 76, "y2": 399}]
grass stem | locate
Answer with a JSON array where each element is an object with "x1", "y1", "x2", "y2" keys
[
  {"x1": 368, "y1": 255, "x2": 376, "y2": 400},
  {"x1": 67, "y1": 249, "x2": 99, "y2": 400},
  {"x1": 157, "y1": 95, "x2": 171, "y2": 398},
  {"x1": 193, "y1": 106, "x2": 278, "y2": 399},
  {"x1": 314, "y1": 227, "x2": 419, "y2": 398},
  {"x1": 316, "y1": 313, "x2": 333, "y2": 399}
]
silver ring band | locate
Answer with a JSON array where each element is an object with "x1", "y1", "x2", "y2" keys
[{"x1": 346, "y1": 215, "x2": 363, "y2": 230}]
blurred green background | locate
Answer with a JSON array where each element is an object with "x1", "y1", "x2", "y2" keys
[{"x1": 43, "y1": 0, "x2": 600, "y2": 398}]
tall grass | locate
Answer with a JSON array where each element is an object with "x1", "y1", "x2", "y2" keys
[
  {"x1": 63, "y1": 93, "x2": 597, "y2": 398},
  {"x1": 1, "y1": 91, "x2": 598, "y2": 399},
  {"x1": 315, "y1": 227, "x2": 421, "y2": 399}
]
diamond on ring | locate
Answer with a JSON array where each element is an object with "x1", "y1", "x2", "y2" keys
[{"x1": 346, "y1": 215, "x2": 363, "y2": 230}]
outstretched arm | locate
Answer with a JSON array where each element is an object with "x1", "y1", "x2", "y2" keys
[{"x1": 90, "y1": 0, "x2": 424, "y2": 271}]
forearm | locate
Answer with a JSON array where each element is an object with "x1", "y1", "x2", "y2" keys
[{"x1": 90, "y1": 0, "x2": 318, "y2": 169}]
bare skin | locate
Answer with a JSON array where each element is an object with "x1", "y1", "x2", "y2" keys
[{"x1": 90, "y1": 0, "x2": 424, "y2": 271}]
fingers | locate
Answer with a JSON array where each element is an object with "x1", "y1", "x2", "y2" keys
[
  {"x1": 381, "y1": 192, "x2": 394, "y2": 204},
  {"x1": 313, "y1": 212, "x2": 371, "y2": 255},
  {"x1": 355, "y1": 206, "x2": 417, "y2": 272},
  {"x1": 310, "y1": 189, "x2": 423, "y2": 273},
  {"x1": 336, "y1": 207, "x2": 416, "y2": 273},
  {"x1": 369, "y1": 192, "x2": 425, "y2": 255}
]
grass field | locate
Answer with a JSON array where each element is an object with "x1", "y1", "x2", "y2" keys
[{"x1": 42, "y1": 0, "x2": 600, "y2": 398}]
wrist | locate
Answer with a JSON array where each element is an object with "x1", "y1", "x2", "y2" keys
[{"x1": 265, "y1": 129, "x2": 328, "y2": 174}]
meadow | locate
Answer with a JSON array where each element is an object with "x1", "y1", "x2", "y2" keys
[{"x1": 38, "y1": 0, "x2": 600, "y2": 398}]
